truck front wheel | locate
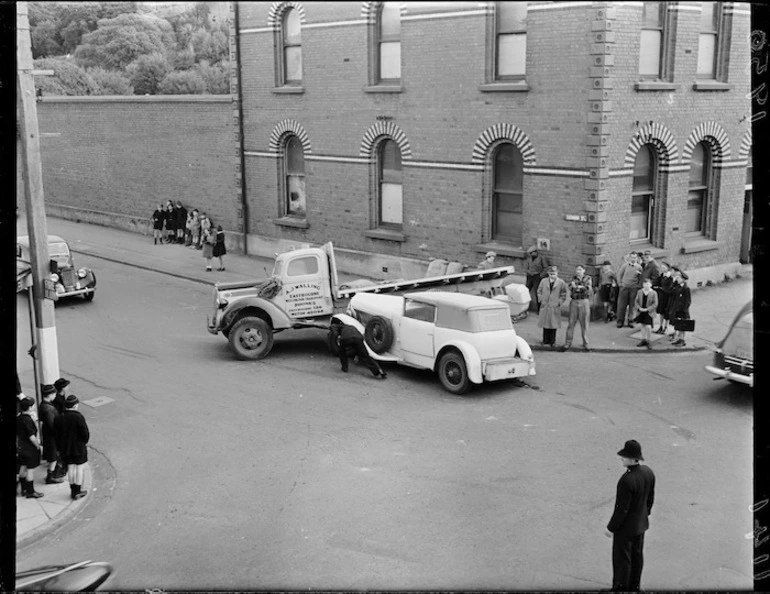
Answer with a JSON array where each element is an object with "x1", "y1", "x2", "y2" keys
[
  {"x1": 229, "y1": 317, "x2": 274, "y2": 360},
  {"x1": 437, "y1": 351, "x2": 470, "y2": 395}
]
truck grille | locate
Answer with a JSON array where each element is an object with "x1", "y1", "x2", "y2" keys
[{"x1": 60, "y1": 268, "x2": 76, "y2": 287}]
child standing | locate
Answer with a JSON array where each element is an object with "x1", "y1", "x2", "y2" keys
[
  {"x1": 655, "y1": 261, "x2": 674, "y2": 334},
  {"x1": 598, "y1": 260, "x2": 617, "y2": 322},
  {"x1": 213, "y1": 225, "x2": 227, "y2": 271},
  {"x1": 668, "y1": 269, "x2": 691, "y2": 347},
  {"x1": 202, "y1": 225, "x2": 215, "y2": 271},
  {"x1": 633, "y1": 278, "x2": 658, "y2": 350}
]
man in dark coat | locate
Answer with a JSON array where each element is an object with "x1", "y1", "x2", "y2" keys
[
  {"x1": 54, "y1": 394, "x2": 90, "y2": 500},
  {"x1": 524, "y1": 246, "x2": 550, "y2": 310},
  {"x1": 39, "y1": 384, "x2": 64, "y2": 484},
  {"x1": 605, "y1": 439, "x2": 655, "y2": 591},
  {"x1": 175, "y1": 201, "x2": 188, "y2": 244},
  {"x1": 329, "y1": 318, "x2": 387, "y2": 379},
  {"x1": 53, "y1": 377, "x2": 71, "y2": 477}
]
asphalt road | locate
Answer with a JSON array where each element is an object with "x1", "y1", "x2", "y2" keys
[{"x1": 16, "y1": 253, "x2": 753, "y2": 591}]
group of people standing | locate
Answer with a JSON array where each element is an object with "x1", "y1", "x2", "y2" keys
[
  {"x1": 16, "y1": 376, "x2": 91, "y2": 501},
  {"x1": 151, "y1": 201, "x2": 227, "y2": 272},
  {"x1": 533, "y1": 249, "x2": 693, "y2": 350}
]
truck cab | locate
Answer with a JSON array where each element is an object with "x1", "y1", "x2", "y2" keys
[{"x1": 269, "y1": 245, "x2": 338, "y2": 319}]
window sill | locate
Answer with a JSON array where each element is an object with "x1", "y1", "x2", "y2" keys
[
  {"x1": 363, "y1": 228, "x2": 406, "y2": 242},
  {"x1": 634, "y1": 81, "x2": 677, "y2": 91},
  {"x1": 474, "y1": 242, "x2": 527, "y2": 259},
  {"x1": 628, "y1": 243, "x2": 669, "y2": 259},
  {"x1": 273, "y1": 217, "x2": 309, "y2": 229},
  {"x1": 479, "y1": 82, "x2": 530, "y2": 93},
  {"x1": 692, "y1": 81, "x2": 732, "y2": 92},
  {"x1": 272, "y1": 86, "x2": 305, "y2": 94},
  {"x1": 681, "y1": 238, "x2": 721, "y2": 254},
  {"x1": 364, "y1": 85, "x2": 403, "y2": 94}
]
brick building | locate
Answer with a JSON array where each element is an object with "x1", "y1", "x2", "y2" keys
[{"x1": 234, "y1": 1, "x2": 753, "y2": 283}]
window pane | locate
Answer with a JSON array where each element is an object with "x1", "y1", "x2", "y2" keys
[
  {"x1": 284, "y1": 46, "x2": 302, "y2": 81},
  {"x1": 494, "y1": 144, "x2": 523, "y2": 192},
  {"x1": 685, "y1": 190, "x2": 704, "y2": 232},
  {"x1": 380, "y1": 3, "x2": 400, "y2": 37},
  {"x1": 381, "y1": 182, "x2": 403, "y2": 225},
  {"x1": 283, "y1": 9, "x2": 301, "y2": 44},
  {"x1": 381, "y1": 140, "x2": 401, "y2": 178},
  {"x1": 379, "y1": 41, "x2": 401, "y2": 79},
  {"x1": 700, "y1": 1, "x2": 716, "y2": 31},
  {"x1": 697, "y1": 33, "x2": 716, "y2": 77},
  {"x1": 633, "y1": 146, "x2": 654, "y2": 191},
  {"x1": 639, "y1": 29, "x2": 662, "y2": 77},
  {"x1": 286, "y1": 137, "x2": 304, "y2": 173},
  {"x1": 630, "y1": 194, "x2": 650, "y2": 240},
  {"x1": 493, "y1": 192, "x2": 522, "y2": 242},
  {"x1": 498, "y1": 2, "x2": 527, "y2": 32},
  {"x1": 287, "y1": 175, "x2": 306, "y2": 217},
  {"x1": 689, "y1": 143, "x2": 706, "y2": 185},
  {"x1": 287, "y1": 255, "x2": 319, "y2": 276},
  {"x1": 642, "y1": 2, "x2": 663, "y2": 28},
  {"x1": 497, "y1": 33, "x2": 526, "y2": 77}
]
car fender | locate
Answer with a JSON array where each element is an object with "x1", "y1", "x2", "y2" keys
[
  {"x1": 221, "y1": 297, "x2": 293, "y2": 331},
  {"x1": 513, "y1": 335, "x2": 533, "y2": 361},
  {"x1": 331, "y1": 313, "x2": 389, "y2": 361},
  {"x1": 436, "y1": 340, "x2": 483, "y2": 384}
]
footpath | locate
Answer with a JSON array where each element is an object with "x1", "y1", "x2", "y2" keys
[{"x1": 15, "y1": 216, "x2": 754, "y2": 546}]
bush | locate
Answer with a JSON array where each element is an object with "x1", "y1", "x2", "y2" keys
[
  {"x1": 195, "y1": 60, "x2": 230, "y2": 94},
  {"x1": 87, "y1": 67, "x2": 133, "y2": 95},
  {"x1": 126, "y1": 52, "x2": 171, "y2": 95},
  {"x1": 33, "y1": 57, "x2": 99, "y2": 96},
  {"x1": 159, "y1": 70, "x2": 206, "y2": 94}
]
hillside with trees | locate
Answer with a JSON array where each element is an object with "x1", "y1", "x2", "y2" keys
[{"x1": 30, "y1": 2, "x2": 230, "y2": 96}]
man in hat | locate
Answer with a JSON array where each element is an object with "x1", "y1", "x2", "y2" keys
[
  {"x1": 54, "y1": 394, "x2": 90, "y2": 500},
  {"x1": 605, "y1": 439, "x2": 655, "y2": 591},
  {"x1": 39, "y1": 384, "x2": 65, "y2": 484},
  {"x1": 478, "y1": 251, "x2": 497, "y2": 270},
  {"x1": 53, "y1": 377, "x2": 70, "y2": 414},
  {"x1": 640, "y1": 250, "x2": 661, "y2": 329},
  {"x1": 615, "y1": 252, "x2": 643, "y2": 329},
  {"x1": 524, "y1": 246, "x2": 550, "y2": 310}
]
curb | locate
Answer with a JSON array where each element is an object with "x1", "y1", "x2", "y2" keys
[
  {"x1": 530, "y1": 345, "x2": 706, "y2": 354},
  {"x1": 16, "y1": 462, "x2": 92, "y2": 549}
]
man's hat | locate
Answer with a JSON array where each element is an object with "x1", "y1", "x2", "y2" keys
[
  {"x1": 485, "y1": 251, "x2": 496, "y2": 258},
  {"x1": 679, "y1": 271, "x2": 689, "y2": 280},
  {"x1": 526, "y1": 245, "x2": 538, "y2": 254},
  {"x1": 41, "y1": 384, "x2": 56, "y2": 396},
  {"x1": 64, "y1": 394, "x2": 79, "y2": 408},
  {"x1": 54, "y1": 377, "x2": 70, "y2": 390},
  {"x1": 602, "y1": 260, "x2": 612, "y2": 266},
  {"x1": 20, "y1": 397, "x2": 34, "y2": 411},
  {"x1": 617, "y1": 439, "x2": 644, "y2": 460},
  {"x1": 643, "y1": 249, "x2": 652, "y2": 256},
  {"x1": 547, "y1": 265, "x2": 558, "y2": 272}
]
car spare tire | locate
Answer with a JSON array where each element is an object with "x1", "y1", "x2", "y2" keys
[{"x1": 364, "y1": 316, "x2": 394, "y2": 354}]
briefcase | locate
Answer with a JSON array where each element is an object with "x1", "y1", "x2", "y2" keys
[{"x1": 673, "y1": 318, "x2": 695, "y2": 332}]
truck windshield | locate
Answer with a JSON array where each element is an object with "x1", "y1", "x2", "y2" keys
[{"x1": 272, "y1": 260, "x2": 283, "y2": 278}]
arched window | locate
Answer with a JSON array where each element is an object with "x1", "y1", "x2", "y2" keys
[
  {"x1": 377, "y1": 139, "x2": 402, "y2": 228},
  {"x1": 495, "y1": 2, "x2": 527, "y2": 80},
  {"x1": 378, "y1": 3, "x2": 401, "y2": 82},
  {"x1": 281, "y1": 8, "x2": 302, "y2": 85},
  {"x1": 285, "y1": 136, "x2": 306, "y2": 218},
  {"x1": 492, "y1": 143, "x2": 523, "y2": 244},
  {"x1": 630, "y1": 145, "x2": 657, "y2": 241},
  {"x1": 686, "y1": 142, "x2": 710, "y2": 234}
]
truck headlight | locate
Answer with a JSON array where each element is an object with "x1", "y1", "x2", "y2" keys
[
  {"x1": 77, "y1": 268, "x2": 87, "y2": 278},
  {"x1": 50, "y1": 273, "x2": 59, "y2": 282}
]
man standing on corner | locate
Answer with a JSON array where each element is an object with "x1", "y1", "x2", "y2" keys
[
  {"x1": 560, "y1": 264, "x2": 593, "y2": 352},
  {"x1": 605, "y1": 439, "x2": 655, "y2": 592},
  {"x1": 524, "y1": 245, "x2": 550, "y2": 310}
]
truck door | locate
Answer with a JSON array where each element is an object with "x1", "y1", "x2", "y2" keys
[{"x1": 274, "y1": 252, "x2": 334, "y2": 319}]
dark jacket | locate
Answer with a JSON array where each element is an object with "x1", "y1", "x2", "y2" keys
[
  {"x1": 54, "y1": 409, "x2": 90, "y2": 465},
  {"x1": 175, "y1": 205, "x2": 188, "y2": 228},
  {"x1": 668, "y1": 283, "x2": 691, "y2": 319},
  {"x1": 39, "y1": 400, "x2": 58, "y2": 443},
  {"x1": 607, "y1": 464, "x2": 655, "y2": 537},
  {"x1": 641, "y1": 260, "x2": 661, "y2": 287},
  {"x1": 152, "y1": 209, "x2": 165, "y2": 230}
]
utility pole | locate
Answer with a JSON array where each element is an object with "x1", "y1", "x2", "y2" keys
[{"x1": 17, "y1": 1, "x2": 60, "y2": 390}]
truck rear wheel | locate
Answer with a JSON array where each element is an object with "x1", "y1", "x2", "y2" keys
[
  {"x1": 437, "y1": 351, "x2": 470, "y2": 395},
  {"x1": 229, "y1": 316, "x2": 273, "y2": 360},
  {"x1": 364, "y1": 316, "x2": 393, "y2": 354}
]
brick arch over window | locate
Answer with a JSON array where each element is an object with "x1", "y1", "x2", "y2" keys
[
  {"x1": 269, "y1": 120, "x2": 312, "y2": 154},
  {"x1": 471, "y1": 123, "x2": 536, "y2": 166},
  {"x1": 682, "y1": 121, "x2": 731, "y2": 164},
  {"x1": 361, "y1": 1, "x2": 407, "y2": 22},
  {"x1": 738, "y1": 128, "x2": 752, "y2": 160},
  {"x1": 624, "y1": 122, "x2": 678, "y2": 168},
  {"x1": 268, "y1": 1, "x2": 306, "y2": 29},
  {"x1": 360, "y1": 121, "x2": 412, "y2": 159}
]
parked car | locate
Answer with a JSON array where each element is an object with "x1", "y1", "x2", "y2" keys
[
  {"x1": 705, "y1": 301, "x2": 753, "y2": 387},
  {"x1": 343, "y1": 291, "x2": 536, "y2": 394},
  {"x1": 17, "y1": 235, "x2": 96, "y2": 301}
]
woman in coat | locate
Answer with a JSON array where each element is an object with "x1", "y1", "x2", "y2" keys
[
  {"x1": 667, "y1": 270, "x2": 691, "y2": 347},
  {"x1": 202, "y1": 225, "x2": 215, "y2": 271},
  {"x1": 17, "y1": 397, "x2": 43, "y2": 498},
  {"x1": 536, "y1": 265, "x2": 568, "y2": 347},
  {"x1": 213, "y1": 225, "x2": 227, "y2": 271},
  {"x1": 152, "y1": 204, "x2": 165, "y2": 245}
]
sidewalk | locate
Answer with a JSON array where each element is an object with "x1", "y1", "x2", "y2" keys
[{"x1": 15, "y1": 215, "x2": 753, "y2": 544}]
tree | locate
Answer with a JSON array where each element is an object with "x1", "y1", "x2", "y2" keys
[
  {"x1": 33, "y1": 57, "x2": 99, "y2": 96},
  {"x1": 87, "y1": 67, "x2": 133, "y2": 95},
  {"x1": 190, "y1": 24, "x2": 229, "y2": 65},
  {"x1": 74, "y1": 13, "x2": 175, "y2": 71},
  {"x1": 195, "y1": 60, "x2": 230, "y2": 94},
  {"x1": 159, "y1": 70, "x2": 206, "y2": 95},
  {"x1": 31, "y1": 20, "x2": 63, "y2": 58},
  {"x1": 126, "y1": 52, "x2": 171, "y2": 95}
]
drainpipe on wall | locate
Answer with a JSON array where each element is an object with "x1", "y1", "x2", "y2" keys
[{"x1": 231, "y1": 1, "x2": 249, "y2": 254}]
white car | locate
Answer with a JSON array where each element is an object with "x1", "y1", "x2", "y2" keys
[{"x1": 344, "y1": 291, "x2": 535, "y2": 394}]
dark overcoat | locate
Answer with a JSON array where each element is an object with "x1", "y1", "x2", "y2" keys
[
  {"x1": 39, "y1": 400, "x2": 59, "y2": 462},
  {"x1": 537, "y1": 276, "x2": 567, "y2": 329},
  {"x1": 607, "y1": 463, "x2": 656, "y2": 537},
  {"x1": 54, "y1": 409, "x2": 90, "y2": 465}
]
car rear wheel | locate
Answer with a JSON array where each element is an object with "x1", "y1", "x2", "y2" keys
[
  {"x1": 364, "y1": 316, "x2": 393, "y2": 354},
  {"x1": 437, "y1": 351, "x2": 470, "y2": 395},
  {"x1": 229, "y1": 316, "x2": 273, "y2": 360}
]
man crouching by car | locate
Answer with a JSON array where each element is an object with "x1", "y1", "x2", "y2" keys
[{"x1": 330, "y1": 318, "x2": 387, "y2": 379}]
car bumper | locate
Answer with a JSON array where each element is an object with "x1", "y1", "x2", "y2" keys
[
  {"x1": 704, "y1": 365, "x2": 753, "y2": 387},
  {"x1": 483, "y1": 358, "x2": 536, "y2": 381},
  {"x1": 57, "y1": 287, "x2": 94, "y2": 298}
]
